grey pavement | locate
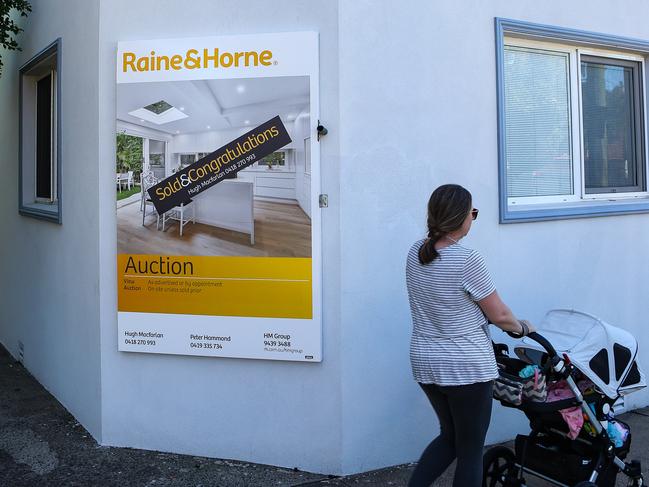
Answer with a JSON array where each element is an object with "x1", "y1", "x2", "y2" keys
[{"x1": 1, "y1": 344, "x2": 647, "y2": 486}]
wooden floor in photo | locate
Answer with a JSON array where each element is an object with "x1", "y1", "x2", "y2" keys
[{"x1": 117, "y1": 199, "x2": 312, "y2": 257}]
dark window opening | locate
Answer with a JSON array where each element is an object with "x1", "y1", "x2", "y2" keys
[{"x1": 36, "y1": 73, "x2": 53, "y2": 200}]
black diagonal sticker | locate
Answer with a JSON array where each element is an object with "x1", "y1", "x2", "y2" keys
[{"x1": 147, "y1": 116, "x2": 292, "y2": 215}]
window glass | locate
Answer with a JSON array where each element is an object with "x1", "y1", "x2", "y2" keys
[
  {"x1": 36, "y1": 73, "x2": 53, "y2": 200},
  {"x1": 148, "y1": 139, "x2": 166, "y2": 180},
  {"x1": 581, "y1": 58, "x2": 644, "y2": 193},
  {"x1": 180, "y1": 154, "x2": 195, "y2": 166},
  {"x1": 258, "y1": 151, "x2": 286, "y2": 168},
  {"x1": 149, "y1": 140, "x2": 165, "y2": 167},
  {"x1": 504, "y1": 47, "x2": 573, "y2": 198}
]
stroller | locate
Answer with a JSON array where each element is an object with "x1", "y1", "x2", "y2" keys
[{"x1": 483, "y1": 309, "x2": 647, "y2": 487}]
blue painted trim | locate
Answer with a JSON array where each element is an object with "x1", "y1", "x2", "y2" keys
[
  {"x1": 495, "y1": 19, "x2": 508, "y2": 224},
  {"x1": 504, "y1": 201, "x2": 649, "y2": 223},
  {"x1": 495, "y1": 18, "x2": 649, "y2": 223},
  {"x1": 18, "y1": 54, "x2": 23, "y2": 220},
  {"x1": 56, "y1": 37, "x2": 62, "y2": 224},
  {"x1": 18, "y1": 38, "x2": 62, "y2": 224},
  {"x1": 19, "y1": 207, "x2": 62, "y2": 222},
  {"x1": 496, "y1": 18, "x2": 649, "y2": 51}
]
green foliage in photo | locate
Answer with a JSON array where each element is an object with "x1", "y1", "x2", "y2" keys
[
  {"x1": 116, "y1": 133, "x2": 143, "y2": 174},
  {"x1": 116, "y1": 184, "x2": 141, "y2": 200},
  {"x1": 260, "y1": 151, "x2": 285, "y2": 168}
]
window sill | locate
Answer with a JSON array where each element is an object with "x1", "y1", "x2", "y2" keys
[
  {"x1": 502, "y1": 197, "x2": 649, "y2": 223},
  {"x1": 19, "y1": 202, "x2": 61, "y2": 224}
]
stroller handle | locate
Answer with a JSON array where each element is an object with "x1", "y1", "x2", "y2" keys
[{"x1": 526, "y1": 331, "x2": 559, "y2": 359}]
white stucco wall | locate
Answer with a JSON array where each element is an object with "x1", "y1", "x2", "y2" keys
[
  {"x1": 337, "y1": 0, "x2": 649, "y2": 474},
  {"x1": 97, "y1": 0, "x2": 343, "y2": 475},
  {"x1": 2, "y1": 0, "x2": 648, "y2": 477},
  {"x1": 0, "y1": 0, "x2": 103, "y2": 439}
]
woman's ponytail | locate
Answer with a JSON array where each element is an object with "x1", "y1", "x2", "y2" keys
[
  {"x1": 418, "y1": 227, "x2": 442, "y2": 264},
  {"x1": 417, "y1": 184, "x2": 472, "y2": 265}
]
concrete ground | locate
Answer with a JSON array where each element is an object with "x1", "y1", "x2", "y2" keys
[{"x1": 1, "y1": 344, "x2": 647, "y2": 486}]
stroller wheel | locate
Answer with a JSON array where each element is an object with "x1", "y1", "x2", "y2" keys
[{"x1": 483, "y1": 446, "x2": 520, "y2": 487}]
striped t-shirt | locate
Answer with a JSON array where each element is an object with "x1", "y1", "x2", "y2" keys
[{"x1": 406, "y1": 239, "x2": 499, "y2": 386}]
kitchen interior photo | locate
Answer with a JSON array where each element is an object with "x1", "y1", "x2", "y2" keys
[{"x1": 115, "y1": 75, "x2": 312, "y2": 258}]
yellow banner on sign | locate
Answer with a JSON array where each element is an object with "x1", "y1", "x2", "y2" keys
[{"x1": 117, "y1": 254, "x2": 312, "y2": 319}]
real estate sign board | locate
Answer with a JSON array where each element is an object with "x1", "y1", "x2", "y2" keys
[{"x1": 115, "y1": 32, "x2": 321, "y2": 361}]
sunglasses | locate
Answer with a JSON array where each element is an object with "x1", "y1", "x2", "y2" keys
[{"x1": 471, "y1": 208, "x2": 479, "y2": 220}]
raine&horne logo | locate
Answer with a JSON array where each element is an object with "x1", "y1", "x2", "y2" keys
[{"x1": 122, "y1": 47, "x2": 275, "y2": 73}]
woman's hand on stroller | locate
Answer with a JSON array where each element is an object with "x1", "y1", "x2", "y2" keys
[
  {"x1": 505, "y1": 319, "x2": 535, "y2": 338},
  {"x1": 521, "y1": 319, "x2": 536, "y2": 334}
]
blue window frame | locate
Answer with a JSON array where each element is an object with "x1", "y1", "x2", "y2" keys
[
  {"x1": 495, "y1": 19, "x2": 649, "y2": 223},
  {"x1": 19, "y1": 38, "x2": 62, "y2": 223}
]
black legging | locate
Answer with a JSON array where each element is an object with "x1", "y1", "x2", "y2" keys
[{"x1": 408, "y1": 380, "x2": 494, "y2": 487}]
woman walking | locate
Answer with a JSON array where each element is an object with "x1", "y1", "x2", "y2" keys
[{"x1": 406, "y1": 184, "x2": 534, "y2": 487}]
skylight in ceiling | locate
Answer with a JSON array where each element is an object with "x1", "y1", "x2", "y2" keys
[
  {"x1": 128, "y1": 100, "x2": 188, "y2": 125},
  {"x1": 144, "y1": 100, "x2": 173, "y2": 114}
]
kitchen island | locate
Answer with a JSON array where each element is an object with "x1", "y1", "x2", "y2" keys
[{"x1": 192, "y1": 179, "x2": 254, "y2": 244}]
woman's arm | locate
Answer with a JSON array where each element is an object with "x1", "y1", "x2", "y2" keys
[{"x1": 477, "y1": 290, "x2": 535, "y2": 336}]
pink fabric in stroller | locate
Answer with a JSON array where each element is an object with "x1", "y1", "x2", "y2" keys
[
  {"x1": 546, "y1": 382, "x2": 583, "y2": 438},
  {"x1": 546, "y1": 380, "x2": 594, "y2": 439}
]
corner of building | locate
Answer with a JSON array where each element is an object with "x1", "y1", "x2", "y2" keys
[{"x1": 0, "y1": 0, "x2": 103, "y2": 441}]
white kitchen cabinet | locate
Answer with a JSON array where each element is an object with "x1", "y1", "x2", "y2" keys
[
  {"x1": 237, "y1": 170, "x2": 297, "y2": 200},
  {"x1": 193, "y1": 180, "x2": 255, "y2": 244}
]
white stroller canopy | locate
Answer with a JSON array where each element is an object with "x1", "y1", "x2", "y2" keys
[{"x1": 516, "y1": 309, "x2": 646, "y2": 399}]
